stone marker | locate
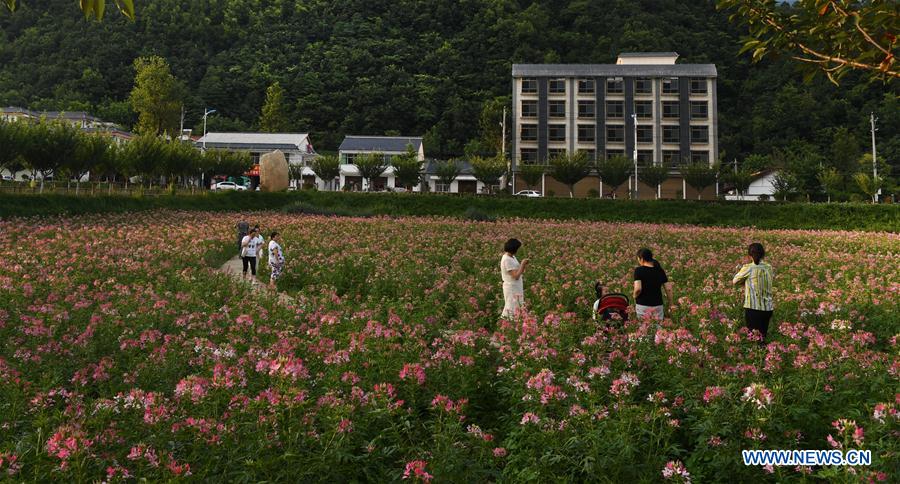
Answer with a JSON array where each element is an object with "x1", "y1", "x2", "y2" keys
[{"x1": 259, "y1": 150, "x2": 290, "y2": 192}]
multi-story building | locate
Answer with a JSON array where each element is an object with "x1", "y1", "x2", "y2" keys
[{"x1": 511, "y1": 53, "x2": 719, "y2": 198}]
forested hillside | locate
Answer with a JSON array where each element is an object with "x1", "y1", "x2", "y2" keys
[{"x1": 0, "y1": 0, "x2": 897, "y2": 168}]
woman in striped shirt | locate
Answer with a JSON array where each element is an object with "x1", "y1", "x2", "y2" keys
[{"x1": 732, "y1": 243, "x2": 774, "y2": 344}]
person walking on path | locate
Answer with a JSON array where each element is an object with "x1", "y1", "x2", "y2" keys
[
  {"x1": 632, "y1": 248, "x2": 674, "y2": 320},
  {"x1": 236, "y1": 220, "x2": 249, "y2": 253},
  {"x1": 732, "y1": 242, "x2": 775, "y2": 344},
  {"x1": 267, "y1": 231, "x2": 285, "y2": 291},
  {"x1": 500, "y1": 238, "x2": 529, "y2": 319},
  {"x1": 240, "y1": 228, "x2": 264, "y2": 279}
]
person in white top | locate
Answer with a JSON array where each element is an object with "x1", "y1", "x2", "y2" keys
[
  {"x1": 500, "y1": 238, "x2": 529, "y2": 319},
  {"x1": 267, "y1": 231, "x2": 285, "y2": 291},
  {"x1": 240, "y1": 227, "x2": 265, "y2": 279}
]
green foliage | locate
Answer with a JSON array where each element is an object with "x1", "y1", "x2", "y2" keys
[
  {"x1": 203, "y1": 149, "x2": 252, "y2": 179},
  {"x1": 718, "y1": 0, "x2": 899, "y2": 83},
  {"x1": 391, "y1": 147, "x2": 423, "y2": 191},
  {"x1": 638, "y1": 163, "x2": 670, "y2": 199},
  {"x1": 2, "y1": 191, "x2": 898, "y2": 232},
  {"x1": 0, "y1": 120, "x2": 25, "y2": 171},
  {"x1": 69, "y1": 133, "x2": 110, "y2": 185},
  {"x1": 259, "y1": 82, "x2": 291, "y2": 133},
  {"x1": 435, "y1": 160, "x2": 461, "y2": 189},
  {"x1": 4, "y1": 0, "x2": 135, "y2": 19},
  {"x1": 853, "y1": 172, "x2": 883, "y2": 203},
  {"x1": 772, "y1": 171, "x2": 801, "y2": 202},
  {"x1": 310, "y1": 154, "x2": 341, "y2": 190},
  {"x1": 518, "y1": 163, "x2": 545, "y2": 191},
  {"x1": 817, "y1": 166, "x2": 843, "y2": 202},
  {"x1": 463, "y1": 206, "x2": 495, "y2": 222},
  {"x1": 681, "y1": 162, "x2": 719, "y2": 200},
  {"x1": 470, "y1": 155, "x2": 506, "y2": 193},
  {"x1": 549, "y1": 151, "x2": 592, "y2": 198},
  {"x1": 20, "y1": 120, "x2": 80, "y2": 191},
  {"x1": 597, "y1": 155, "x2": 633, "y2": 199},
  {"x1": 722, "y1": 168, "x2": 754, "y2": 198},
  {"x1": 355, "y1": 153, "x2": 388, "y2": 191},
  {"x1": 129, "y1": 56, "x2": 185, "y2": 136},
  {"x1": 281, "y1": 201, "x2": 370, "y2": 218}
]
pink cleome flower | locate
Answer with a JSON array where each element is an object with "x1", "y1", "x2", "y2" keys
[{"x1": 402, "y1": 460, "x2": 433, "y2": 482}]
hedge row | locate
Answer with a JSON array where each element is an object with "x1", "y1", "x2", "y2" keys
[{"x1": 0, "y1": 191, "x2": 897, "y2": 232}]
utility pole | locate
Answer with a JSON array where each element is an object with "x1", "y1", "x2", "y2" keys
[
  {"x1": 632, "y1": 112, "x2": 638, "y2": 200},
  {"x1": 871, "y1": 112, "x2": 878, "y2": 202},
  {"x1": 202, "y1": 108, "x2": 216, "y2": 151},
  {"x1": 500, "y1": 106, "x2": 507, "y2": 159},
  {"x1": 179, "y1": 104, "x2": 185, "y2": 141}
]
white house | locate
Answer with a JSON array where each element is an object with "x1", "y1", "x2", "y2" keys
[
  {"x1": 336, "y1": 135, "x2": 424, "y2": 191},
  {"x1": 725, "y1": 170, "x2": 777, "y2": 201},
  {"x1": 424, "y1": 160, "x2": 496, "y2": 194},
  {"x1": 195, "y1": 132, "x2": 318, "y2": 188}
]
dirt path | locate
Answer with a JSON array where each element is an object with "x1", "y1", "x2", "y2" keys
[{"x1": 219, "y1": 255, "x2": 295, "y2": 305}]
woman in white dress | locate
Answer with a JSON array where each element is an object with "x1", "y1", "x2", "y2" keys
[{"x1": 500, "y1": 238, "x2": 529, "y2": 318}]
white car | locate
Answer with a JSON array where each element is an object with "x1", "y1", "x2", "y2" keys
[
  {"x1": 1, "y1": 175, "x2": 12, "y2": 181},
  {"x1": 213, "y1": 181, "x2": 247, "y2": 191},
  {"x1": 515, "y1": 190, "x2": 542, "y2": 198}
]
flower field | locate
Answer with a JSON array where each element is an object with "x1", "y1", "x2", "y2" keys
[{"x1": 0, "y1": 212, "x2": 897, "y2": 482}]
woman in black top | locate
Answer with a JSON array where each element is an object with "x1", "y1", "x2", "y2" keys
[{"x1": 632, "y1": 248, "x2": 674, "y2": 320}]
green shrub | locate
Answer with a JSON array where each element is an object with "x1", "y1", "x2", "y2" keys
[
  {"x1": 464, "y1": 207, "x2": 495, "y2": 222},
  {"x1": 281, "y1": 201, "x2": 370, "y2": 218}
]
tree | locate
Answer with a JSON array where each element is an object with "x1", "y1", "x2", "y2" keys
[
  {"x1": 123, "y1": 135, "x2": 166, "y2": 186},
  {"x1": 391, "y1": 147, "x2": 423, "y2": 191},
  {"x1": 0, "y1": 121, "x2": 25, "y2": 176},
  {"x1": 772, "y1": 171, "x2": 801, "y2": 201},
  {"x1": 69, "y1": 134, "x2": 110, "y2": 193},
  {"x1": 355, "y1": 153, "x2": 388, "y2": 192},
  {"x1": 204, "y1": 149, "x2": 252, "y2": 181},
  {"x1": 817, "y1": 166, "x2": 843, "y2": 202},
  {"x1": 518, "y1": 163, "x2": 545, "y2": 192},
  {"x1": 722, "y1": 168, "x2": 754, "y2": 199},
  {"x1": 20, "y1": 121, "x2": 79, "y2": 193},
  {"x1": 259, "y1": 82, "x2": 291, "y2": 133},
  {"x1": 681, "y1": 162, "x2": 720, "y2": 200},
  {"x1": 549, "y1": 151, "x2": 592, "y2": 198},
  {"x1": 830, "y1": 127, "x2": 861, "y2": 175},
  {"x1": 471, "y1": 155, "x2": 506, "y2": 194},
  {"x1": 435, "y1": 160, "x2": 461, "y2": 192},
  {"x1": 597, "y1": 155, "x2": 633, "y2": 199},
  {"x1": 638, "y1": 163, "x2": 671, "y2": 200},
  {"x1": 311, "y1": 155, "x2": 341, "y2": 190},
  {"x1": 129, "y1": 56, "x2": 185, "y2": 136},
  {"x1": 718, "y1": 0, "x2": 899, "y2": 83},
  {"x1": 853, "y1": 172, "x2": 883, "y2": 203},
  {"x1": 4, "y1": 0, "x2": 135, "y2": 20},
  {"x1": 289, "y1": 164, "x2": 305, "y2": 190}
]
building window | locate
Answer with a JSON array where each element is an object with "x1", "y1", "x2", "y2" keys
[
  {"x1": 662, "y1": 125, "x2": 680, "y2": 144},
  {"x1": 343, "y1": 153, "x2": 357, "y2": 164},
  {"x1": 636, "y1": 125, "x2": 654, "y2": 143},
  {"x1": 635, "y1": 101, "x2": 653, "y2": 119},
  {"x1": 521, "y1": 78, "x2": 537, "y2": 94},
  {"x1": 549, "y1": 124, "x2": 566, "y2": 142},
  {"x1": 548, "y1": 148, "x2": 566, "y2": 160},
  {"x1": 690, "y1": 78, "x2": 708, "y2": 95},
  {"x1": 606, "y1": 125, "x2": 625, "y2": 143},
  {"x1": 690, "y1": 101, "x2": 708, "y2": 119},
  {"x1": 606, "y1": 149, "x2": 625, "y2": 159},
  {"x1": 521, "y1": 101, "x2": 537, "y2": 118},
  {"x1": 578, "y1": 78, "x2": 595, "y2": 94},
  {"x1": 549, "y1": 78, "x2": 566, "y2": 94},
  {"x1": 635, "y1": 78, "x2": 652, "y2": 95},
  {"x1": 662, "y1": 101, "x2": 680, "y2": 119},
  {"x1": 606, "y1": 101, "x2": 624, "y2": 119},
  {"x1": 662, "y1": 78, "x2": 679, "y2": 94},
  {"x1": 580, "y1": 149, "x2": 596, "y2": 161},
  {"x1": 663, "y1": 150, "x2": 681, "y2": 165},
  {"x1": 607, "y1": 78, "x2": 623, "y2": 94},
  {"x1": 549, "y1": 100, "x2": 566, "y2": 118},
  {"x1": 520, "y1": 148, "x2": 538, "y2": 164},
  {"x1": 637, "y1": 150, "x2": 654, "y2": 165},
  {"x1": 578, "y1": 124, "x2": 595, "y2": 143},
  {"x1": 691, "y1": 151, "x2": 710, "y2": 164},
  {"x1": 520, "y1": 124, "x2": 537, "y2": 142},
  {"x1": 691, "y1": 125, "x2": 709, "y2": 143},
  {"x1": 435, "y1": 182, "x2": 451, "y2": 193},
  {"x1": 578, "y1": 100, "x2": 595, "y2": 119}
]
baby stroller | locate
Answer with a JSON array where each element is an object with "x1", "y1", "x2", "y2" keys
[{"x1": 592, "y1": 282, "x2": 629, "y2": 323}]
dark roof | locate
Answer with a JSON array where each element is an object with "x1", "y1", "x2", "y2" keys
[
  {"x1": 339, "y1": 136, "x2": 423, "y2": 153},
  {"x1": 618, "y1": 52, "x2": 679, "y2": 58},
  {"x1": 512, "y1": 63, "x2": 717, "y2": 77},
  {"x1": 423, "y1": 160, "x2": 474, "y2": 175}
]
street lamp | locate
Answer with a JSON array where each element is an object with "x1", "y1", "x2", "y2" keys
[{"x1": 202, "y1": 108, "x2": 217, "y2": 150}]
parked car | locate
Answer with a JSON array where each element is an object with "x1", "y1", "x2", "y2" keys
[
  {"x1": 515, "y1": 190, "x2": 542, "y2": 198},
  {"x1": 213, "y1": 181, "x2": 247, "y2": 191},
  {"x1": 1, "y1": 175, "x2": 12, "y2": 181}
]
